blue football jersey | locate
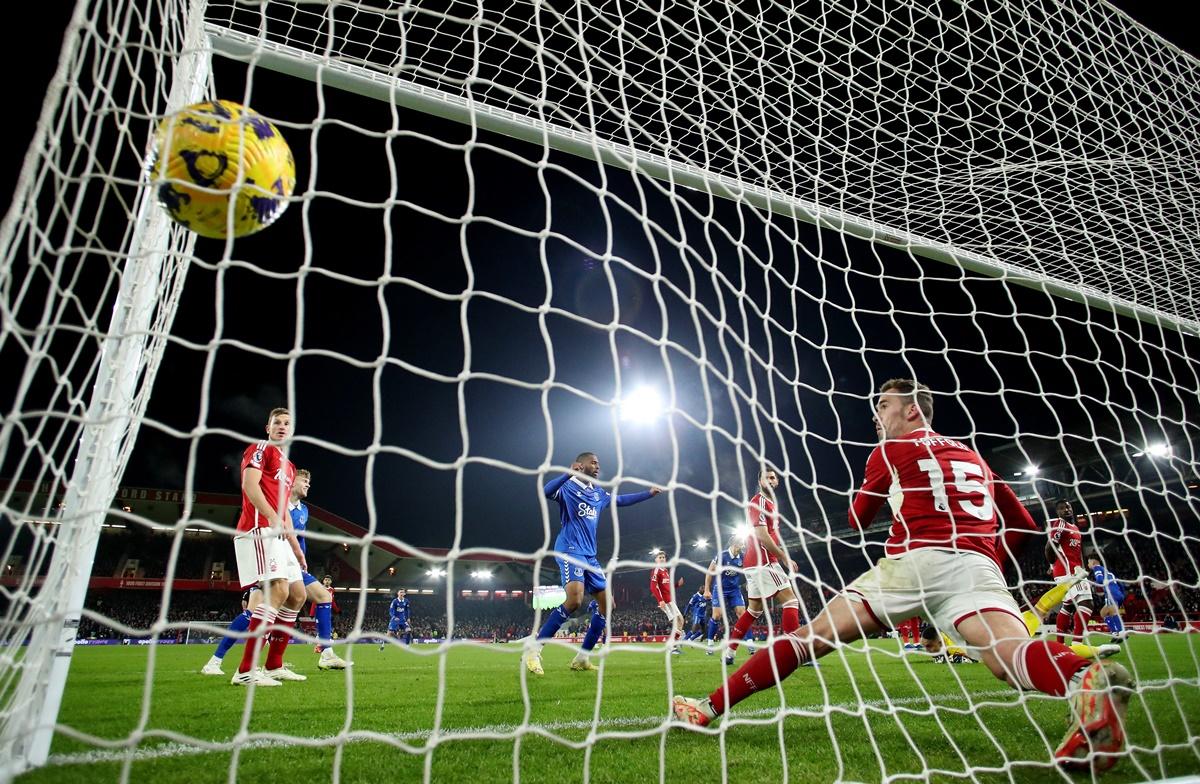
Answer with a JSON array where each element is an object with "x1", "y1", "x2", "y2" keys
[
  {"x1": 1091, "y1": 565, "x2": 1119, "y2": 590},
  {"x1": 716, "y1": 549, "x2": 744, "y2": 594},
  {"x1": 544, "y1": 473, "x2": 655, "y2": 559},
  {"x1": 685, "y1": 590, "x2": 705, "y2": 617},
  {"x1": 390, "y1": 597, "x2": 410, "y2": 621},
  {"x1": 289, "y1": 502, "x2": 309, "y2": 556}
]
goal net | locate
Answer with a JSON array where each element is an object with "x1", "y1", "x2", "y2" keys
[{"x1": 1, "y1": 0, "x2": 1198, "y2": 780}]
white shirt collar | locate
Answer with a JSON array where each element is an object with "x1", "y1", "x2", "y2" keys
[
  {"x1": 569, "y1": 475, "x2": 594, "y2": 490},
  {"x1": 288, "y1": 499, "x2": 303, "y2": 511}
]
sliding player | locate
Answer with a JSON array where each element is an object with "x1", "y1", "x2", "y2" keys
[
  {"x1": 674, "y1": 379, "x2": 1134, "y2": 772},
  {"x1": 524, "y1": 452, "x2": 664, "y2": 675},
  {"x1": 918, "y1": 624, "x2": 975, "y2": 664}
]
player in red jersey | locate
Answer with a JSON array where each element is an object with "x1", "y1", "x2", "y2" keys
[
  {"x1": 1046, "y1": 499, "x2": 1095, "y2": 646},
  {"x1": 721, "y1": 468, "x2": 803, "y2": 666},
  {"x1": 230, "y1": 407, "x2": 308, "y2": 687},
  {"x1": 650, "y1": 552, "x2": 684, "y2": 654},
  {"x1": 674, "y1": 379, "x2": 1134, "y2": 772}
]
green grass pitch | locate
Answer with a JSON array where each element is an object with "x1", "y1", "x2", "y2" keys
[{"x1": 18, "y1": 634, "x2": 1200, "y2": 783}]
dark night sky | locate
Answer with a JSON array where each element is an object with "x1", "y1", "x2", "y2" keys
[{"x1": 3, "y1": 2, "x2": 1198, "y2": 576}]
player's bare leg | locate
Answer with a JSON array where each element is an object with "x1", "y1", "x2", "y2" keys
[
  {"x1": 674, "y1": 596, "x2": 877, "y2": 726},
  {"x1": 957, "y1": 610, "x2": 1133, "y2": 771}
]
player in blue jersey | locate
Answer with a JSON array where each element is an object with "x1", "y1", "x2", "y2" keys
[
  {"x1": 201, "y1": 589, "x2": 255, "y2": 675},
  {"x1": 525, "y1": 451, "x2": 664, "y2": 675},
  {"x1": 288, "y1": 470, "x2": 349, "y2": 670},
  {"x1": 1087, "y1": 554, "x2": 1128, "y2": 644},
  {"x1": 703, "y1": 538, "x2": 746, "y2": 655},
  {"x1": 382, "y1": 588, "x2": 412, "y2": 649},
  {"x1": 683, "y1": 586, "x2": 710, "y2": 642}
]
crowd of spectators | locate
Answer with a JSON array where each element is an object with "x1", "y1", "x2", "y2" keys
[
  {"x1": 1004, "y1": 527, "x2": 1200, "y2": 623},
  {"x1": 62, "y1": 526, "x2": 1200, "y2": 643}
]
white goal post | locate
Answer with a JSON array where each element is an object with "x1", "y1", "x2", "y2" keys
[{"x1": 1, "y1": 0, "x2": 1198, "y2": 780}]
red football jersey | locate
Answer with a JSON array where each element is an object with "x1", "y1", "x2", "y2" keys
[
  {"x1": 650, "y1": 567, "x2": 672, "y2": 603},
  {"x1": 236, "y1": 440, "x2": 296, "y2": 532},
  {"x1": 848, "y1": 428, "x2": 1037, "y2": 566},
  {"x1": 1048, "y1": 518, "x2": 1083, "y2": 577},
  {"x1": 742, "y1": 492, "x2": 780, "y2": 568}
]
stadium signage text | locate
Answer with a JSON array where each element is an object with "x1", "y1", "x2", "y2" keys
[{"x1": 117, "y1": 487, "x2": 195, "y2": 503}]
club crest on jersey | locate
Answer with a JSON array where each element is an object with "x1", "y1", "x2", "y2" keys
[{"x1": 268, "y1": 558, "x2": 278, "y2": 573}]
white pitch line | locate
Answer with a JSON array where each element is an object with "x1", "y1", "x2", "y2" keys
[{"x1": 45, "y1": 677, "x2": 1185, "y2": 768}]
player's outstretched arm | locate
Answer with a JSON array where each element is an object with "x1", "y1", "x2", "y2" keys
[{"x1": 615, "y1": 485, "x2": 663, "y2": 506}]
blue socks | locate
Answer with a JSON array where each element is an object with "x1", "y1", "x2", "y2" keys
[
  {"x1": 214, "y1": 610, "x2": 251, "y2": 659},
  {"x1": 537, "y1": 605, "x2": 573, "y2": 641},
  {"x1": 581, "y1": 612, "x2": 606, "y2": 651},
  {"x1": 1105, "y1": 614, "x2": 1124, "y2": 634},
  {"x1": 707, "y1": 618, "x2": 720, "y2": 641},
  {"x1": 314, "y1": 602, "x2": 333, "y2": 650}
]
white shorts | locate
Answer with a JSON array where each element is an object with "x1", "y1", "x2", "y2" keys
[
  {"x1": 745, "y1": 562, "x2": 791, "y2": 600},
  {"x1": 843, "y1": 549, "x2": 1022, "y2": 634},
  {"x1": 660, "y1": 602, "x2": 681, "y2": 621},
  {"x1": 1061, "y1": 579, "x2": 1092, "y2": 607},
  {"x1": 234, "y1": 528, "x2": 302, "y2": 588}
]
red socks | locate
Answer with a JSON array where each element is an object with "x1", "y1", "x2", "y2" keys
[
  {"x1": 1055, "y1": 608, "x2": 1073, "y2": 644},
  {"x1": 1012, "y1": 640, "x2": 1090, "y2": 697},
  {"x1": 726, "y1": 609, "x2": 761, "y2": 652},
  {"x1": 1072, "y1": 607, "x2": 1092, "y2": 640},
  {"x1": 709, "y1": 635, "x2": 810, "y2": 714},
  {"x1": 781, "y1": 602, "x2": 801, "y2": 634},
  {"x1": 238, "y1": 605, "x2": 277, "y2": 674},
  {"x1": 264, "y1": 608, "x2": 298, "y2": 671}
]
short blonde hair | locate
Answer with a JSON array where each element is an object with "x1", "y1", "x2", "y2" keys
[
  {"x1": 268, "y1": 407, "x2": 291, "y2": 423},
  {"x1": 296, "y1": 468, "x2": 311, "y2": 480}
]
